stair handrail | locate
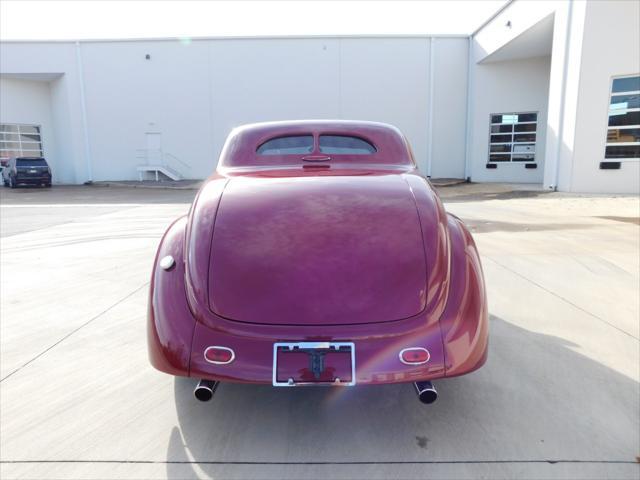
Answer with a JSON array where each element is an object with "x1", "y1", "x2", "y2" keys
[
  {"x1": 135, "y1": 148, "x2": 189, "y2": 180},
  {"x1": 163, "y1": 152, "x2": 191, "y2": 171}
]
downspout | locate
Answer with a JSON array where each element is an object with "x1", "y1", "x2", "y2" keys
[
  {"x1": 463, "y1": 35, "x2": 473, "y2": 181},
  {"x1": 426, "y1": 37, "x2": 435, "y2": 178},
  {"x1": 75, "y1": 41, "x2": 93, "y2": 183}
]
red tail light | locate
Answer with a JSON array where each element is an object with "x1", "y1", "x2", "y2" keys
[
  {"x1": 204, "y1": 346, "x2": 235, "y2": 364},
  {"x1": 399, "y1": 347, "x2": 430, "y2": 365}
]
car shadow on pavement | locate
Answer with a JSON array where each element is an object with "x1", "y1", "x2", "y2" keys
[{"x1": 166, "y1": 315, "x2": 639, "y2": 479}]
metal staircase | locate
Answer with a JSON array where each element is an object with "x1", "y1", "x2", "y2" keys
[
  {"x1": 136, "y1": 164, "x2": 182, "y2": 181},
  {"x1": 136, "y1": 150, "x2": 190, "y2": 181}
]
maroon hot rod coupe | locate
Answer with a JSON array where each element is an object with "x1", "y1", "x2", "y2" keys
[{"x1": 148, "y1": 120, "x2": 488, "y2": 404}]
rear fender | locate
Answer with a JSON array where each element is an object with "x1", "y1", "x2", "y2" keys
[
  {"x1": 184, "y1": 178, "x2": 228, "y2": 322},
  {"x1": 147, "y1": 216, "x2": 195, "y2": 377},
  {"x1": 440, "y1": 214, "x2": 489, "y2": 377},
  {"x1": 402, "y1": 174, "x2": 451, "y2": 321}
]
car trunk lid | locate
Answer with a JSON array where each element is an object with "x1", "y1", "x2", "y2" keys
[{"x1": 208, "y1": 174, "x2": 427, "y2": 325}]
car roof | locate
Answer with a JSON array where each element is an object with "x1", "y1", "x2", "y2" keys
[
  {"x1": 232, "y1": 119, "x2": 401, "y2": 132},
  {"x1": 220, "y1": 120, "x2": 414, "y2": 169}
]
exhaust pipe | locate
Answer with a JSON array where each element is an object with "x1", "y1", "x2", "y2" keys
[
  {"x1": 414, "y1": 381, "x2": 438, "y2": 404},
  {"x1": 194, "y1": 379, "x2": 219, "y2": 402}
]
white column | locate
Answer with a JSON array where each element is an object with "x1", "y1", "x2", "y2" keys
[
  {"x1": 426, "y1": 37, "x2": 435, "y2": 178},
  {"x1": 542, "y1": 0, "x2": 587, "y2": 191},
  {"x1": 463, "y1": 36, "x2": 474, "y2": 181},
  {"x1": 75, "y1": 41, "x2": 93, "y2": 183}
]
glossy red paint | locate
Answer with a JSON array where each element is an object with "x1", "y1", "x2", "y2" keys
[
  {"x1": 147, "y1": 120, "x2": 488, "y2": 386},
  {"x1": 208, "y1": 175, "x2": 427, "y2": 326}
]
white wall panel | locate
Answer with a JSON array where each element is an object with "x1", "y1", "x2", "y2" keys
[
  {"x1": 80, "y1": 40, "x2": 212, "y2": 180},
  {"x1": 208, "y1": 38, "x2": 341, "y2": 177},
  {"x1": 340, "y1": 38, "x2": 430, "y2": 173},
  {"x1": 430, "y1": 38, "x2": 468, "y2": 179}
]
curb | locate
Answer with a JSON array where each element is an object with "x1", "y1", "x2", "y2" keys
[{"x1": 89, "y1": 181, "x2": 202, "y2": 190}]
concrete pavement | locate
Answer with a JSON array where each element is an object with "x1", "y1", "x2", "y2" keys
[{"x1": 0, "y1": 184, "x2": 638, "y2": 479}]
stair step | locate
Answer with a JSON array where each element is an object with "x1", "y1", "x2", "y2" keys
[{"x1": 136, "y1": 165, "x2": 182, "y2": 181}]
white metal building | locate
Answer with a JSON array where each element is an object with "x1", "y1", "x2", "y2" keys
[{"x1": 0, "y1": 0, "x2": 638, "y2": 193}]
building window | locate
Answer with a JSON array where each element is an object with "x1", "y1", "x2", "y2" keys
[
  {"x1": 605, "y1": 75, "x2": 640, "y2": 161},
  {"x1": 488, "y1": 112, "x2": 537, "y2": 163},
  {"x1": 0, "y1": 124, "x2": 44, "y2": 159}
]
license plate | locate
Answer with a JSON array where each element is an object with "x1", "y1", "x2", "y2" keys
[
  {"x1": 29, "y1": 169, "x2": 37, "y2": 174},
  {"x1": 272, "y1": 342, "x2": 356, "y2": 387}
]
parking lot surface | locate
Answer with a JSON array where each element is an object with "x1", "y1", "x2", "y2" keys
[{"x1": 1, "y1": 184, "x2": 638, "y2": 479}]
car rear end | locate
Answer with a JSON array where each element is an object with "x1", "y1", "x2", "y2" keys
[
  {"x1": 14, "y1": 157, "x2": 52, "y2": 186},
  {"x1": 148, "y1": 121, "x2": 488, "y2": 405}
]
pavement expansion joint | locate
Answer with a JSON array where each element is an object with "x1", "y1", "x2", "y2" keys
[{"x1": 0, "y1": 282, "x2": 149, "y2": 383}]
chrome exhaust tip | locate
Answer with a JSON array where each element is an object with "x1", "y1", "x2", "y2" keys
[
  {"x1": 414, "y1": 380, "x2": 438, "y2": 404},
  {"x1": 194, "y1": 379, "x2": 219, "y2": 402}
]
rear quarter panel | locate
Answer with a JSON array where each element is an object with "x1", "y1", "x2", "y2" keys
[
  {"x1": 147, "y1": 216, "x2": 195, "y2": 377},
  {"x1": 440, "y1": 214, "x2": 489, "y2": 377}
]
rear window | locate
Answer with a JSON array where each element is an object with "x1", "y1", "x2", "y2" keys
[
  {"x1": 17, "y1": 158, "x2": 47, "y2": 167},
  {"x1": 319, "y1": 135, "x2": 376, "y2": 155},
  {"x1": 257, "y1": 135, "x2": 313, "y2": 155}
]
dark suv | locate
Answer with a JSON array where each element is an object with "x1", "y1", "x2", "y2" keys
[{"x1": 2, "y1": 157, "x2": 52, "y2": 188}]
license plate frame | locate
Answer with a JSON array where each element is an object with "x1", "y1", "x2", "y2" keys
[{"x1": 272, "y1": 341, "x2": 356, "y2": 387}]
